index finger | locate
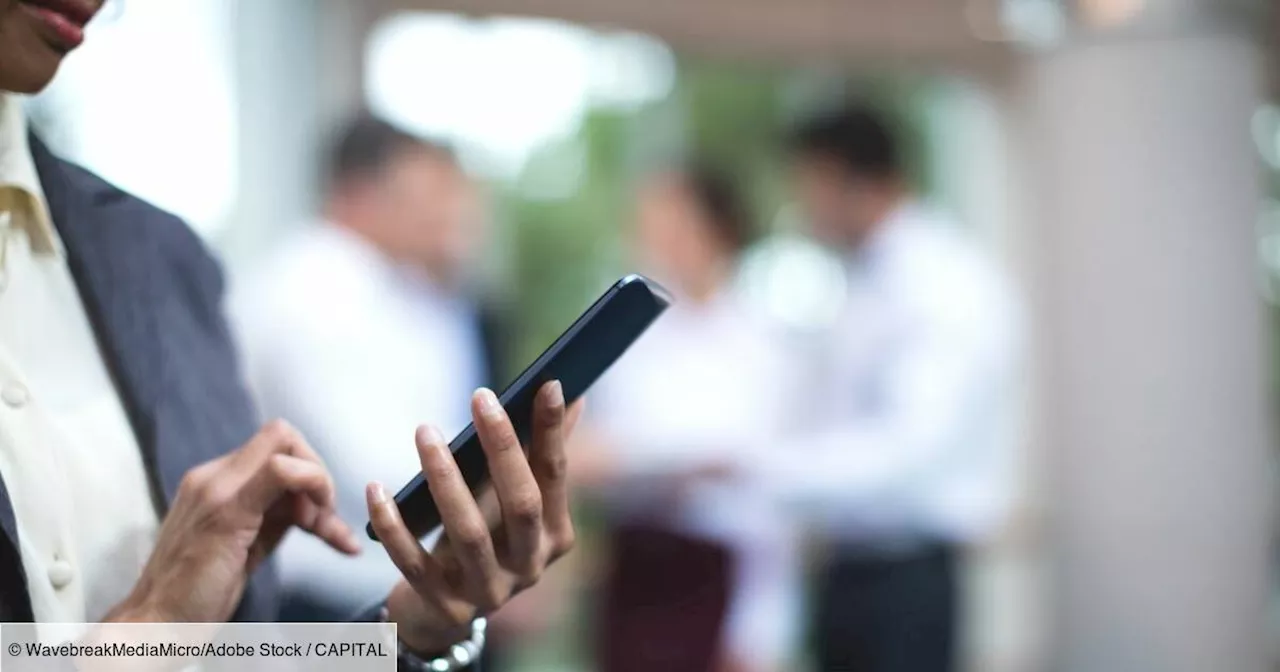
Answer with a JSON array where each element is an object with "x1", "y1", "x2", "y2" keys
[
  {"x1": 233, "y1": 420, "x2": 336, "y2": 512},
  {"x1": 234, "y1": 419, "x2": 325, "y2": 466},
  {"x1": 247, "y1": 455, "x2": 359, "y2": 557}
]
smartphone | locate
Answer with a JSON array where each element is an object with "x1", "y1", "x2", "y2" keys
[{"x1": 368, "y1": 274, "x2": 672, "y2": 541}]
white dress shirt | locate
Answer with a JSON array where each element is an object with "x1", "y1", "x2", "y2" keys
[
  {"x1": 0, "y1": 94, "x2": 159, "y2": 629},
  {"x1": 231, "y1": 224, "x2": 487, "y2": 611},
  {"x1": 757, "y1": 202, "x2": 1021, "y2": 546},
  {"x1": 590, "y1": 286, "x2": 802, "y2": 665}
]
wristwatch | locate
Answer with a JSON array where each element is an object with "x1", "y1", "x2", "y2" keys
[{"x1": 379, "y1": 606, "x2": 487, "y2": 671}]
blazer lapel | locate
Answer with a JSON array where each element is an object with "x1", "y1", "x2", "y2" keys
[{"x1": 28, "y1": 135, "x2": 168, "y2": 513}]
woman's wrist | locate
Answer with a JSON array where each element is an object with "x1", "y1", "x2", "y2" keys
[
  {"x1": 103, "y1": 588, "x2": 167, "y2": 624},
  {"x1": 384, "y1": 582, "x2": 472, "y2": 655},
  {"x1": 380, "y1": 597, "x2": 487, "y2": 671},
  {"x1": 390, "y1": 615, "x2": 486, "y2": 671}
]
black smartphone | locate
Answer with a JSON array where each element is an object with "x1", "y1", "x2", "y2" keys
[{"x1": 368, "y1": 274, "x2": 672, "y2": 541}]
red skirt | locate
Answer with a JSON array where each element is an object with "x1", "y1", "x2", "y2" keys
[{"x1": 597, "y1": 523, "x2": 733, "y2": 672}]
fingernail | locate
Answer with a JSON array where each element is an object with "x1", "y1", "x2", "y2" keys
[
  {"x1": 417, "y1": 424, "x2": 445, "y2": 447},
  {"x1": 475, "y1": 388, "x2": 502, "y2": 418},
  {"x1": 546, "y1": 380, "x2": 564, "y2": 407},
  {"x1": 367, "y1": 482, "x2": 387, "y2": 506}
]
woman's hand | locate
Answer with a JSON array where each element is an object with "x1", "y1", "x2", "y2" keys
[
  {"x1": 368, "y1": 381, "x2": 583, "y2": 654},
  {"x1": 109, "y1": 420, "x2": 359, "y2": 623}
]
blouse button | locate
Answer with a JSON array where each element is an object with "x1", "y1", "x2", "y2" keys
[
  {"x1": 48, "y1": 559, "x2": 74, "y2": 590},
  {"x1": 1, "y1": 382, "x2": 29, "y2": 409}
]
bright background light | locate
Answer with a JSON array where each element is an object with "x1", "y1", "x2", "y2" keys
[
  {"x1": 28, "y1": 0, "x2": 238, "y2": 239},
  {"x1": 365, "y1": 13, "x2": 675, "y2": 181}
]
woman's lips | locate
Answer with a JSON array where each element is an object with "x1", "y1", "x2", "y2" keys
[{"x1": 19, "y1": 0, "x2": 99, "y2": 51}]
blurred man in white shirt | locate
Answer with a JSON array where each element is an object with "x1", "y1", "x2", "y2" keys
[
  {"x1": 232, "y1": 116, "x2": 502, "y2": 622},
  {"x1": 773, "y1": 106, "x2": 1021, "y2": 672}
]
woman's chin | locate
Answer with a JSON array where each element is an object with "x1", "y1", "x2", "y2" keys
[
  {"x1": 1, "y1": 69, "x2": 59, "y2": 94},
  {"x1": 0, "y1": 29, "x2": 68, "y2": 94}
]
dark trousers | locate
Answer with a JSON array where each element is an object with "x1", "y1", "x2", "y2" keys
[
  {"x1": 597, "y1": 524, "x2": 733, "y2": 672},
  {"x1": 814, "y1": 543, "x2": 957, "y2": 672}
]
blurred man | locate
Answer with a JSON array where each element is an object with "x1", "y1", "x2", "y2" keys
[
  {"x1": 233, "y1": 116, "x2": 505, "y2": 621},
  {"x1": 772, "y1": 106, "x2": 1021, "y2": 672}
]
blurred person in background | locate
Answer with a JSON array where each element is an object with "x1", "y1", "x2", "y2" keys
[
  {"x1": 771, "y1": 106, "x2": 1020, "y2": 672},
  {"x1": 0, "y1": 3, "x2": 580, "y2": 671},
  {"x1": 574, "y1": 166, "x2": 801, "y2": 672},
  {"x1": 232, "y1": 115, "x2": 508, "y2": 623}
]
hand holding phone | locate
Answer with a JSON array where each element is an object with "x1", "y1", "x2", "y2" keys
[
  {"x1": 369, "y1": 274, "x2": 671, "y2": 540},
  {"x1": 366, "y1": 378, "x2": 581, "y2": 654}
]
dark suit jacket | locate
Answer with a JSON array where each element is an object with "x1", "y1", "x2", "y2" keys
[{"x1": 0, "y1": 137, "x2": 276, "y2": 622}]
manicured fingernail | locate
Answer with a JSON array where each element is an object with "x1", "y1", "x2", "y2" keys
[
  {"x1": 417, "y1": 424, "x2": 445, "y2": 447},
  {"x1": 367, "y1": 482, "x2": 387, "y2": 506},
  {"x1": 475, "y1": 388, "x2": 502, "y2": 418},
  {"x1": 546, "y1": 380, "x2": 564, "y2": 407}
]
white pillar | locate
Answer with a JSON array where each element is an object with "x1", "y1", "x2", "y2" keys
[
  {"x1": 1013, "y1": 3, "x2": 1274, "y2": 670},
  {"x1": 221, "y1": 0, "x2": 377, "y2": 267}
]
